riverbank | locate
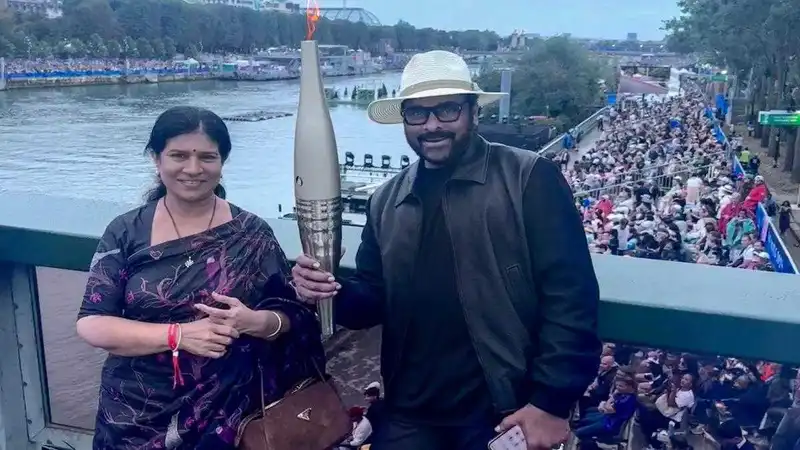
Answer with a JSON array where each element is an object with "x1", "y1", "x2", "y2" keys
[
  {"x1": 2, "y1": 69, "x2": 400, "y2": 91},
  {"x1": 3, "y1": 72, "x2": 215, "y2": 90}
]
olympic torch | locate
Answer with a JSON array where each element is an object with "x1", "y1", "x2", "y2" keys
[{"x1": 294, "y1": 1, "x2": 342, "y2": 338}]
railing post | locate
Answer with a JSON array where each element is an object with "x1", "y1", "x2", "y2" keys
[{"x1": 0, "y1": 263, "x2": 42, "y2": 449}]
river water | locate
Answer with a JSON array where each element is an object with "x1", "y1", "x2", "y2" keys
[
  {"x1": 0, "y1": 72, "x2": 408, "y2": 218},
  {"x1": 0, "y1": 72, "x2": 406, "y2": 431}
]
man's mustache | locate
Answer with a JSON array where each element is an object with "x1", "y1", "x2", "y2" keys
[{"x1": 419, "y1": 132, "x2": 455, "y2": 143}]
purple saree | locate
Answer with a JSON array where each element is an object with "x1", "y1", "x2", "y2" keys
[{"x1": 78, "y1": 202, "x2": 324, "y2": 449}]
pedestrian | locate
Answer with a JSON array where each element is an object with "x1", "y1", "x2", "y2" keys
[
  {"x1": 291, "y1": 50, "x2": 601, "y2": 450},
  {"x1": 779, "y1": 200, "x2": 792, "y2": 236}
]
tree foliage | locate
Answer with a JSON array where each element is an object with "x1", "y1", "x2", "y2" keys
[
  {"x1": 0, "y1": 0, "x2": 501, "y2": 59},
  {"x1": 476, "y1": 37, "x2": 607, "y2": 129},
  {"x1": 663, "y1": 0, "x2": 800, "y2": 181}
]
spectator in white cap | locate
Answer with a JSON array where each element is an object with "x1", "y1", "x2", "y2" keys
[{"x1": 363, "y1": 382, "x2": 385, "y2": 435}]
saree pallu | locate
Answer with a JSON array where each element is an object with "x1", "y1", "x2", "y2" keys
[{"x1": 79, "y1": 204, "x2": 324, "y2": 450}]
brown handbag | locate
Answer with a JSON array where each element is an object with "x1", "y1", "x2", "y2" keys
[{"x1": 235, "y1": 360, "x2": 351, "y2": 450}]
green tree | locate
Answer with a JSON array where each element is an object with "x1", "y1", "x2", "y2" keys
[
  {"x1": 121, "y1": 35, "x2": 138, "y2": 57},
  {"x1": 664, "y1": 0, "x2": 800, "y2": 181},
  {"x1": 162, "y1": 36, "x2": 176, "y2": 58},
  {"x1": 184, "y1": 43, "x2": 198, "y2": 58},
  {"x1": 106, "y1": 39, "x2": 121, "y2": 58},
  {"x1": 87, "y1": 33, "x2": 107, "y2": 57},
  {"x1": 151, "y1": 38, "x2": 165, "y2": 59},
  {"x1": 0, "y1": 38, "x2": 15, "y2": 57},
  {"x1": 6, "y1": 0, "x2": 503, "y2": 56},
  {"x1": 475, "y1": 36, "x2": 607, "y2": 129},
  {"x1": 136, "y1": 36, "x2": 153, "y2": 58}
]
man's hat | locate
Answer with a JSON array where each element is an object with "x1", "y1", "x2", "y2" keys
[{"x1": 367, "y1": 50, "x2": 506, "y2": 125}]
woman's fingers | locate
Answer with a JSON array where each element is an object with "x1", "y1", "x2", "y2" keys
[{"x1": 194, "y1": 303, "x2": 230, "y2": 318}]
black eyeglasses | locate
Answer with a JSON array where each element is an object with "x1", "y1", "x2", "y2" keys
[{"x1": 400, "y1": 101, "x2": 470, "y2": 126}]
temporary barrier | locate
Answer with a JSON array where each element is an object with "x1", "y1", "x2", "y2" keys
[{"x1": 703, "y1": 107, "x2": 798, "y2": 274}]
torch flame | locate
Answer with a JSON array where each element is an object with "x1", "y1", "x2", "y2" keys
[{"x1": 305, "y1": 0, "x2": 321, "y2": 40}]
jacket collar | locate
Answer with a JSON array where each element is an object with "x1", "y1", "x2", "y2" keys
[{"x1": 394, "y1": 133, "x2": 491, "y2": 207}]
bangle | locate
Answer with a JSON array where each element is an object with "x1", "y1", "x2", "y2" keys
[
  {"x1": 265, "y1": 311, "x2": 283, "y2": 339},
  {"x1": 167, "y1": 323, "x2": 185, "y2": 389}
]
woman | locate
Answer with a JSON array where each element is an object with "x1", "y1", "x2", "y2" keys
[
  {"x1": 725, "y1": 210, "x2": 756, "y2": 247},
  {"x1": 76, "y1": 106, "x2": 324, "y2": 449},
  {"x1": 639, "y1": 373, "x2": 695, "y2": 450}
]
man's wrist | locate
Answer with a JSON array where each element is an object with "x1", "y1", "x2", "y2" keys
[{"x1": 529, "y1": 384, "x2": 577, "y2": 419}]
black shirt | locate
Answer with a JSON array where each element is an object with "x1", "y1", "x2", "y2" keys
[{"x1": 389, "y1": 163, "x2": 493, "y2": 424}]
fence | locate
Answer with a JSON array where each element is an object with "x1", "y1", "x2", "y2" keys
[
  {"x1": 703, "y1": 107, "x2": 799, "y2": 274},
  {"x1": 539, "y1": 106, "x2": 609, "y2": 155},
  {"x1": 573, "y1": 163, "x2": 717, "y2": 201}
]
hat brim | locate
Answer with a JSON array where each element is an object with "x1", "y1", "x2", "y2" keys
[{"x1": 367, "y1": 88, "x2": 507, "y2": 125}]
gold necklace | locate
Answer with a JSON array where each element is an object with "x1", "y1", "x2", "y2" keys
[{"x1": 163, "y1": 197, "x2": 217, "y2": 268}]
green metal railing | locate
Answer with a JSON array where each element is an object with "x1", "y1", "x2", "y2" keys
[
  {"x1": 539, "y1": 106, "x2": 608, "y2": 155},
  {"x1": 2, "y1": 193, "x2": 800, "y2": 449}
]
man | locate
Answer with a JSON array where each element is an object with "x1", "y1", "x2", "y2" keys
[
  {"x1": 364, "y1": 381, "x2": 386, "y2": 431},
  {"x1": 580, "y1": 355, "x2": 619, "y2": 415},
  {"x1": 292, "y1": 50, "x2": 600, "y2": 450}
]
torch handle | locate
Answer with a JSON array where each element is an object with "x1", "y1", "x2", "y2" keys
[{"x1": 295, "y1": 197, "x2": 343, "y2": 338}]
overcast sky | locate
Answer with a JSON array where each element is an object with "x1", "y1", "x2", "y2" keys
[{"x1": 318, "y1": 0, "x2": 682, "y2": 40}]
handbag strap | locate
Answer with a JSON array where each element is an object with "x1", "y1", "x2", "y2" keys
[{"x1": 255, "y1": 353, "x2": 345, "y2": 447}]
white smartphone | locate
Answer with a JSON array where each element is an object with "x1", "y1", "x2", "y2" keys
[{"x1": 488, "y1": 425, "x2": 527, "y2": 450}]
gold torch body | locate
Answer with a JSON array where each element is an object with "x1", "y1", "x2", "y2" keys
[{"x1": 294, "y1": 40, "x2": 343, "y2": 339}]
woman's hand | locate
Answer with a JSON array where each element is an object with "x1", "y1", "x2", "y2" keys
[
  {"x1": 194, "y1": 292, "x2": 259, "y2": 333},
  {"x1": 179, "y1": 318, "x2": 239, "y2": 359}
]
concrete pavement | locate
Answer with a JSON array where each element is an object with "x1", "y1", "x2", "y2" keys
[{"x1": 567, "y1": 127, "x2": 605, "y2": 170}]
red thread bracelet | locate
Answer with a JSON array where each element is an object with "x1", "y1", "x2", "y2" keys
[{"x1": 167, "y1": 323, "x2": 185, "y2": 388}]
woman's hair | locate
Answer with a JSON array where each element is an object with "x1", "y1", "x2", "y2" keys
[{"x1": 144, "y1": 106, "x2": 232, "y2": 202}]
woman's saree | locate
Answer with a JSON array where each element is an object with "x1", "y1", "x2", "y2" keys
[{"x1": 78, "y1": 203, "x2": 325, "y2": 449}]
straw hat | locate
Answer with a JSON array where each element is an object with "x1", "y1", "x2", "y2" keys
[{"x1": 367, "y1": 50, "x2": 506, "y2": 125}]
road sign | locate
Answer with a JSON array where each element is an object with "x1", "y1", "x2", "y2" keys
[
  {"x1": 758, "y1": 110, "x2": 800, "y2": 127},
  {"x1": 711, "y1": 74, "x2": 728, "y2": 82},
  {"x1": 606, "y1": 93, "x2": 617, "y2": 105}
]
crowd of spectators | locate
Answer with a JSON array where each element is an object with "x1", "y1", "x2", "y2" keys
[
  {"x1": 5, "y1": 58, "x2": 177, "y2": 76},
  {"x1": 575, "y1": 343, "x2": 796, "y2": 450},
  {"x1": 552, "y1": 90, "x2": 776, "y2": 271},
  {"x1": 557, "y1": 86, "x2": 797, "y2": 450}
]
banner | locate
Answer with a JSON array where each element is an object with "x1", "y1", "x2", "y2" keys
[
  {"x1": 706, "y1": 106, "x2": 798, "y2": 274},
  {"x1": 755, "y1": 204, "x2": 796, "y2": 273}
]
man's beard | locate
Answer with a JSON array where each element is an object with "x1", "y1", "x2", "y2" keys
[{"x1": 406, "y1": 123, "x2": 474, "y2": 167}]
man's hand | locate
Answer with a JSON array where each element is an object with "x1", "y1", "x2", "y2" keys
[{"x1": 496, "y1": 404, "x2": 569, "y2": 450}]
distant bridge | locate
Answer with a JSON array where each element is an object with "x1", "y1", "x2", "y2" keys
[{"x1": 319, "y1": 7, "x2": 381, "y2": 26}]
